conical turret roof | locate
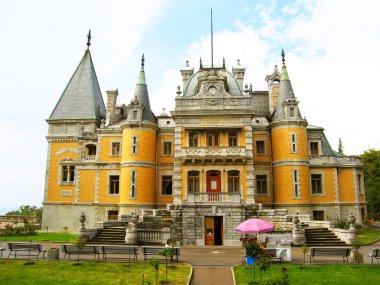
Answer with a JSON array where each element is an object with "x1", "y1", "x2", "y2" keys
[
  {"x1": 272, "y1": 50, "x2": 303, "y2": 122},
  {"x1": 133, "y1": 54, "x2": 155, "y2": 123},
  {"x1": 49, "y1": 43, "x2": 105, "y2": 122}
]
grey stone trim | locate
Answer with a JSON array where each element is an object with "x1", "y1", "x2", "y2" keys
[
  {"x1": 121, "y1": 161, "x2": 156, "y2": 168},
  {"x1": 272, "y1": 160, "x2": 309, "y2": 167},
  {"x1": 269, "y1": 119, "x2": 308, "y2": 130},
  {"x1": 75, "y1": 168, "x2": 79, "y2": 202},
  {"x1": 56, "y1": 148, "x2": 78, "y2": 156},
  {"x1": 292, "y1": 168, "x2": 301, "y2": 199},
  {"x1": 44, "y1": 143, "x2": 52, "y2": 202},
  {"x1": 334, "y1": 168, "x2": 340, "y2": 202}
]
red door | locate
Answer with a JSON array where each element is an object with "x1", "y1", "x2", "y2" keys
[{"x1": 207, "y1": 171, "x2": 221, "y2": 202}]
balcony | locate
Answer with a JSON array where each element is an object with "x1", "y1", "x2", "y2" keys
[
  {"x1": 84, "y1": 155, "x2": 96, "y2": 162},
  {"x1": 186, "y1": 192, "x2": 241, "y2": 204},
  {"x1": 181, "y1": 147, "x2": 248, "y2": 164}
]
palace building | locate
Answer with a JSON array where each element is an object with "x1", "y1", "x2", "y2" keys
[{"x1": 42, "y1": 35, "x2": 366, "y2": 246}]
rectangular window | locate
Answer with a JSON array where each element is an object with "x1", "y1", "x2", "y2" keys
[
  {"x1": 313, "y1": 211, "x2": 324, "y2": 221},
  {"x1": 111, "y1": 142, "x2": 121, "y2": 156},
  {"x1": 163, "y1": 142, "x2": 172, "y2": 155},
  {"x1": 133, "y1": 110, "x2": 138, "y2": 120},
  {"x1": 109, "y1": 175, "x2": 120, "y2": 194},
  {"x1": 189, "y1": 132, "x2": 198, "y2": 147},
  {"x1": 228, "y1": 132, "x2": 237, "y2": 147},
  {"x1": 311, "y1": 174, "x2": 322, "y2": 194},
  {"x1": 256, "y1": 175, "x2": 267, "y2": 195},
  {"x1": 256, "y1": 140, "x2": 265, "y2": 154},
  {"x1": 290, "y1": 133, "x2": 298, "y2": 153},
  {"x1": 293, "y1": 169, "x2": 300, "y2": 198},
  {"x1": 310, "y1": 142, "x2": 318, "y2": 155},
  {"x1": 62, "y1": 165, "x2": 75, "y2": 182},
  {"x1": 228, "y1": 171, "x2": 239, "y2": 192},
  {"x1": 130, "y1": 170, "x2": 136, "y2": 198},
  {"x1": 188, "y1": 171, "x2": 200, "y2": 193},
  {"x1": 207, "y1": 133, "x2": 219, "y2": 146},
  {"x1": 161, "y1": 175, "x2": 173, "y2": 195},
  {"x1": 132, "y1": 136, "x2": 137, "y2": 155}
]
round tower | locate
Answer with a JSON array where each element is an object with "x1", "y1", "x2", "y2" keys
[
  {"x1": 119, "y1": 55, "x2": 157, "y2": 215},
  {"x1": 270, "y1": 50, "x2": 310, "y2": 214}
]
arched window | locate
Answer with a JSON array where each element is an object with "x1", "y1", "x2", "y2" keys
[
  {"x1": 188, "y1": 171, "x2": 200, "y2": 193},
  {"x1": 228, "y1": 170, "x2": 239, "y2": 192}
]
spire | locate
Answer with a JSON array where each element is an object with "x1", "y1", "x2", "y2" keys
[
  {"x1": 87, "y1": 29, "x2": 91, "y2": 50},
  {"x1": 137, "y1": 54, "x2": 146, "y2": 85},
  {"x1": 271, "y1": 49, "x2": 303, "y2": 122},
  {"x1": 132, "y1": 54, "x2": 155, "y2": 123},
  {"x1": 280, "y1": 49, "x2": 289, "y2": 81},
  {"x1": 49, "y1": 32, "x2": 105, "y2": 122}
]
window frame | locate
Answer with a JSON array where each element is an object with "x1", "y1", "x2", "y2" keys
[
  {"x1": 130, "y1": 170, "x2": 137, "y2": 199},
  {"x1": 227, "y1": 170, "x2": 240, "y2": 193},
  {"x1": 189, "y1": 132, "x2": 198, "y2": 147},
  {"x1": 162, "y1": 141, "x2": 173, "y2": 156},
  {"x1": 188, "y1": 171, "x2": 200, "y2": 193},
  {"x1": 206, "y1": 132, "x2": 219, "y2": 147},
  {"x1": 255, "y1": 139, "x2": 266, "y2": 155},
  {"x1": 161, "y1": 175, "x2": 173, "y2": 196},
  {"x1": 256, "y1": 174, "x2": 268, "y2": 195},
  {"x1": 131, "y1": 135, "x2": 138, "y2": 155},
  {"x1": 292, "y1": 168, "x2": 301, "y2": 199},
  {"x1": 290, "y1": 132, "x2": 298, "y2": 153},
  {"x1": 60, "y1": 164, "x2": 75, "y2": 185},
  {"x1": 228, "y1": 131, "x2": 238, "y2": 147},
  {"x1": 110, "y1": 141, "x2": 121, "y2": 156},
  {"x1": 109, "y1": 175, "x2": 120, "y2": 195},
  {"x1": 310, "y1": 172, "x2": 325, "y2": 196}
]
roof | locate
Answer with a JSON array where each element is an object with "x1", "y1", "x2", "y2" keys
[
  {"x1": 49, "y1": 49, "x2": 106, "y2": 122},
  {"x1": 183, "y1": 68, "x2": 242, "y2": 97},
  {"x1": 133, "y1": 65, "x2": 156, "y2": 123}
]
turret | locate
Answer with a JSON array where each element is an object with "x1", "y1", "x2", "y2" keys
[
  {"x1": 269, "y1": 50, "x2": 310, "y2": 213},
  {"x1": 119, "y1": 55, "x2": 157, "y2": 215}
]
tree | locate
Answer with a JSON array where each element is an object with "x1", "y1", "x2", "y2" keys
[
  {"x1": 338, "y1": 138, "x2": 345, "y2": 156},
  {"x1": 6, "y1": 205, "x2": 42, "y2": 223},
  {"x1": 361, "y1": 149, "x2": 380, "y2": 217}
]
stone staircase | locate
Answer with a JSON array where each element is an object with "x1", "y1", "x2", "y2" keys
[
  {"x1": 305, "y1": 227, "x2": 347, "y2": 246},
  {"x1": 87, "y1": 226, "x2": 127, "y2": 245}
]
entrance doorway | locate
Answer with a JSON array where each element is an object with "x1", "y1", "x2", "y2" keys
[{"x1": 205, "y1": 216, "x2": 223, "y2": 246}]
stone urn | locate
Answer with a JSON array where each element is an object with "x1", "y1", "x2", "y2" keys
[
  {"x1": 79, "y1": 212, "x2": 86, "y2": 231},
  {"x1": 125, "y1": 222, "x2": 138, "y2": 245}
]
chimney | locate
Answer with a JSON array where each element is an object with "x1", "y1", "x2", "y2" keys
[
  {"x1": 232, "y1": 59, "x2": 246, "y2": 93},
  {"x1": 106, "y1": 89, "x2": 119, "y2": 126}
]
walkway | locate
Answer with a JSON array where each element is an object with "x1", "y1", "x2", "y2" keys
[{"x1": 1, "y1": 240, "x2": 379, "y2": 284}]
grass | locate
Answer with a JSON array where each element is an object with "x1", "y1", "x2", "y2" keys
[
  {"x1": 234, "y1": 263, "x2": 380, "y2": 285},
  {"x1": 0, "y1": 259, "x2": 191, "y2": 285},
  {"x1": 1, "y1": 232, "x2": 78, "y2": 243},
  {"x1": 357, "y1": 228, "x2": 380, "y2": 245}
]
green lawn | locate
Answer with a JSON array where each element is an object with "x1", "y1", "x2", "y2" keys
[
  {"x1": 234, "y1": 263, "x2": 380, "y2": 285},
  {"x1": 0, "y1": 259, "x2": 191, "y2": 285},
  {"x1": 357, "y1": 228, "x2": 380, "y2": 245},
  {"x1": 1, "y1": 232, "x2": 78, "y2": 243}
]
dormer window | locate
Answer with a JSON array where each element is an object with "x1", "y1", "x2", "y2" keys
[
  {"x1": 289, "y1": 107, "x2": 295, "y2": 117},
  {"x1": 310, "y1": 142, "x2": 319, "y2": 155},
  {"x1": 133, "y1": 110, "x2": 138, "y2": 120}
]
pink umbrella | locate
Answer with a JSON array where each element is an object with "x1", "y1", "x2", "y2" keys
[{"x1": 235, "y1": 218, "x2": 275, "y2": 234}]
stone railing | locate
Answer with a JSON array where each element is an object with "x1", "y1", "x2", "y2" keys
[
  {"x1": 182, "y1": 147, "x2": 246, "y2": 158},
  {"x1": 138, "y1": 228, "x2": 170, "y2": 245},
  {"x1": 84, "y1": 155, "x2": 96, "y2": 162},
  {"x1": 187, "y1": 192, "x2": 241, "y2": 204}
]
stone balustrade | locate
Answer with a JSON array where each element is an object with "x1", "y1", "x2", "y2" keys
[{"x1": 187, "y1": 192, "x2": 241, "y2": 204}]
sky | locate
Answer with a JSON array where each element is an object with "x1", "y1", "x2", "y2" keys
[{"x1": 1, "y1": 0, "x2": 380, "y2": 214}]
